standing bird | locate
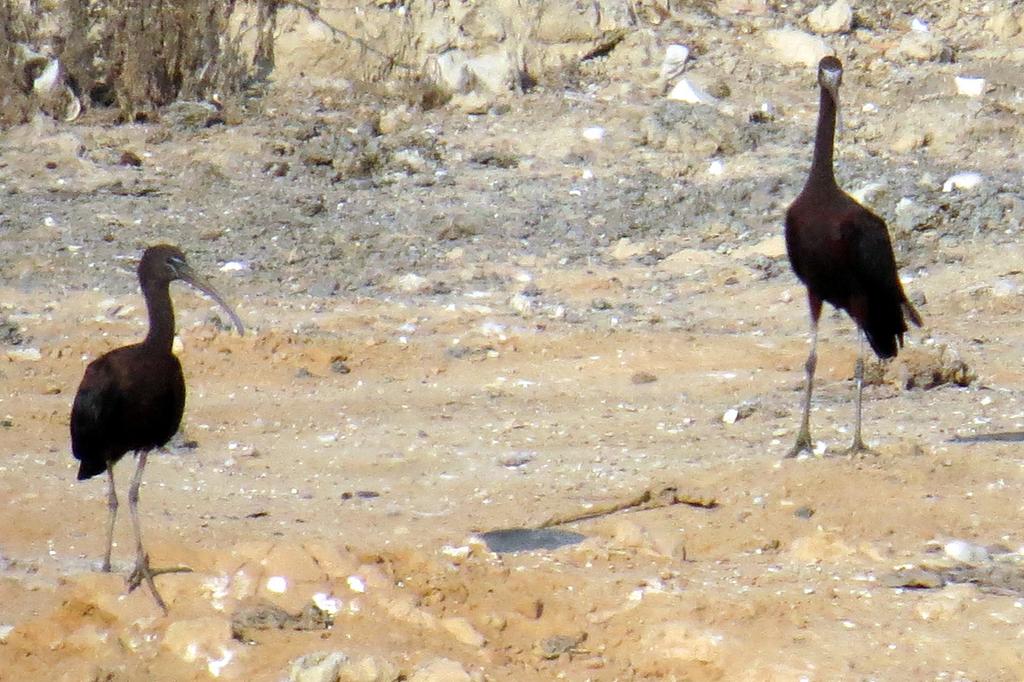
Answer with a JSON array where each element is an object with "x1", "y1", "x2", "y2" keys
[
  {"x1": 784, "y1": 56, "x2": 922, "y2": 458},
  {"x1": 71, "y1": 245, "x2": 244, "y2": 611}
]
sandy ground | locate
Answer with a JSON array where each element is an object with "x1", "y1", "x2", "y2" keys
[{"x1": 3, "y1": 4, "x2": 1024, "y2": 680}]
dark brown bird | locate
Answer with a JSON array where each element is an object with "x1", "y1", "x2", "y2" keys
[
  {"x1": 784, "y1": 56, "x2": 922, "y2": 458},
  {"x1": 71, "y1": 245, "x2": 244, "y2": 611}
]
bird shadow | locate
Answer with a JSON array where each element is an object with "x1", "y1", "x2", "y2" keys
[{"x1": 949, "y1": 431, "x2": 1024, "y2": 444}]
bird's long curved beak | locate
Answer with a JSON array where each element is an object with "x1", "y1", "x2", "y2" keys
[
  {"x1": 821, "y1": 73, "x2": 842, "y2": 136},
  {"x1": 178, "y1": 265, "x2": 245, "y2": 336}
]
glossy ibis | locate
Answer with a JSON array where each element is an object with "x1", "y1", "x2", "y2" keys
[
  {"x1": 784, "y1": 56, "x2": 922, "y2": 458},
  {"x1": 71, "y1": 245, "x2": 244, "y2": 611}
]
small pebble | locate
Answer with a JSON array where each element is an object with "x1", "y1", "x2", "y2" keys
[
  {"x1": 954, "y1": 76, "x2": 985, "y2": 97},
  {"x1": 312, "y1": 593, "x2": 343, "y2": 615},
  {"x1": 219, "y1": 261, "x2": 249, "y2": 273},
  {"x1": 657, "y1": 44, "x2": 690, "y2": 84},
  {"x1": 6, "y1": 348, "x2": 41, "y2": 361},
  {"x1": 944, "y1": 539, "x2": 990, "y2": 564},
  {"x1": 499, "y1": 451, "x2": 534, "y2": 468},
  {"x1": 942, "y1": 172, "x2": 983, "y2": 192},
  {"x1": 667, "y1": 78, "x2": 715, "y2": 105}
]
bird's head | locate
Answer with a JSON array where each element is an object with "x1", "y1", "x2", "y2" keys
[
  {"x1": 817, "y1": 56, "x2": 843, "y2": 102},
  {"x1": 140, "y1": 244, "x2": 245, "y2": 335}
]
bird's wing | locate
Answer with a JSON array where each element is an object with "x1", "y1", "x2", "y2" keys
[
  {"x1": 841, "y1": 208, "x2": 902, "y2": 298},
  {"x1": 70, "y1": 359, "x2": 123, "y2": 463}
]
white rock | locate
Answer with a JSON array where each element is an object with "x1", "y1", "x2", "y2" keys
[
  {"x1": 208, "y1": 648, "x2": 234, "y2": 677},
  {"x1": 806, "y1": 0, "x2": 853, "y2": 34},
  {"x1": 441, "y1": 616, "x2": 486, "y2": 647},
  {"x1": 467, "y1": 50, "x2": 518, "y2": 94},
  {"x1": 894, "y1": 197, "x2": 928, "y2": 232},
  {"x1": 430, "y1": 51, "x2": 472, "y2": 93},
  {"x1": 339, "y1": 656, "x2": 401, "y2": 682},
  {"x1": 312, "y1": 592, "x2": 343, "y2": 616},
  {"x1": 441, "y1": 545, "x2": 471, "y2": 559},
  {"x1": 658, "y1": 44, "x2": 690, "y2": 84},
  {"x1": 991, "y1": 279, "x2": 1019, "y2": 298},
  {"x1": 667, "y1": 78, "x2": 716, "y2": 104},
  {"x1": 219, "y1": 261, "x2": 248, "y2": 273},
  {"x1": 478, "y1": 321, "x2": 507, "y2": 338},
  {"x1": 409, "y1": 658, "x2": 473, "y2": 682},
  {"x1": 582, "y1": 126, "x2": 605, "y2": 142},
  {"x1": 944, "y1": 539, "x2": 990, "y2": 564},
  {"x1": 763, "y1": 28, "x2": 832, "y2": 67},
  {"x1": 707, "y1": 159, "x2": 724, "y2": 176},
  {"x1": 289, "y1": 651, "x2": 349, "y2": 682},
  {"x1": 509, "y1": 293, "x2": 533, "y2": 317},
  {"x1": 910, "y1": 17, "x2": 929, "y2": 32},
  {"x1": 266, "y1": 576, "x2": 288, "y2": 593},
  {"x1": 393, "y1": 149, "x2": 428, "y2": 174},
  {"x1": 33, "y1": 59, "x2": 61, "y2": 94},
  {"x1": 851, "y1": 182, "x2": 886, "y2": 205},
  {"x1": 954, "y1": 76, "x2": 985, "y2": 97},
  {"x1": 346, "y1": 575, "x2": 367, "y2": 593},
  {"x1": 722, "y1": 408, "x2": 739, "y2": 424},
  {"x1": 396, "y1": 273, "x2": 430, "y2": 293},
  {"x1": 6, "y1": 348, "x2": 41, "y2": 361},
  {"x1": 896, "y1": 32, "x2": 944, "y2": 61},
  {"x1": 942, "y1": 172, "x2": 983, "y2": 193},
  {"x1": 202, "y1": 574, "x2": 231, "y2": 611}
]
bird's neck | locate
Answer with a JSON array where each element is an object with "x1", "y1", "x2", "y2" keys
[
  {"x1": 142, "y1": 281, "x2": 176, "y2": 352},
  {"x1": 807, "y1": 85, "x2": 838, "y2": 191}
]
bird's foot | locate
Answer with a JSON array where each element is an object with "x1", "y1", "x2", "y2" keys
[
  {"x1": 784, "y1": 432, "x2": 815, "y2": 459},
  {"x1": 126, "y1": 555, "x2": 192, "y2": 613},
  {"x1": 843, "y1": 437, "x2": 877, "y2": 458},
  {"x1": 126, "y1": 561, "x2": 193, "y2": 591}
]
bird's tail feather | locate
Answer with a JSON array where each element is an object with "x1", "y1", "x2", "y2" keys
[
  {"x1": 863, "y1": 300, "x2": 917, "y2": 360},
  {"x1": 76, "y1": 459, "x2": 107, "y2": 481}
]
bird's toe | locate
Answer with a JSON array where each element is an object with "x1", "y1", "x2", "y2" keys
[{"x1": 843, "y1": 439, "x2": 878, "y2": 458}]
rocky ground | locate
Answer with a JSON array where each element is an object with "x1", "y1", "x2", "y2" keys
[{"x1": 2, "y1": 1, "x2": 1024, "y2": 680}]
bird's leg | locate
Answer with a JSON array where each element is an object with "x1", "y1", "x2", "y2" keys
[
  {"x1": 102, "y1": 464, "x2": 117, "y2": 572},
  {"x1": 786, "y1": 312, "x2": 820, "y2": 458},
  {"x1": 846, "y1": 331, "x2": 876, "y2": 456},
  {"x1": 125, "y1": 450, "x2": 168, "y2": 613}
]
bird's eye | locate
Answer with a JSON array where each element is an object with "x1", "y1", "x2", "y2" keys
[{"x1": 167, "y1": 256, "x2": 185, "y2": 273}]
